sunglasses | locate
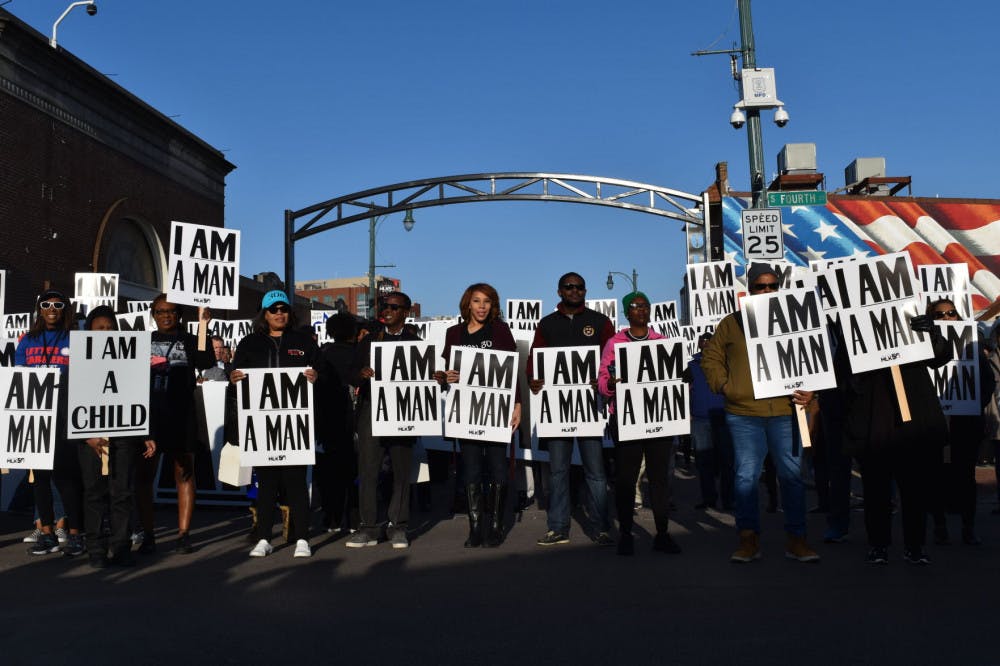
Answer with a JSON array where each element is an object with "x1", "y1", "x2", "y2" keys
[
  {"x1": 750, "y1": 282, "x2": 779, "y2": 292},
  {"x1": 381, "y1": 303, "x2": 406, "y2": 312},
  {"x1": 153, "y1": 308, "x2": 177, "y2": 316},
  {"x1": 932, "y1": 309, "x2": 959, "y2": 319},
  {"x1": 627, "y1": 302, "x2": 650, "y2": 310},
  {"x1": 266, "y1": 304, "x2": 290, "y2": 314},
  {"x1": 560, "y1": 283, "x2": 586, "y2": 291},
  {"x1": 39, "y1": 301, "x2": 66, "y2": 310}
]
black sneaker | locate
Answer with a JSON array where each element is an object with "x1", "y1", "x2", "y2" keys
[
  {"x1": 593, "y1": 532, "x2": 615, "y2": 547},
  {"x1": 537, "y1": 531, "x2": 569, "y2": 546},
  {"x1": 617, "y1": 533, "x2": 634, "y2": 556},
  {"x1": 137, "y1": 535, "x2": 156, "y2": 555},
  {"x1": 109, "y1": 549, "x2": 136, "y2": 567},
  {"x1": 865, "y1": 546, "x2": 888, "y2": 565},
  {"x1": 903, "y1": 547, "x2": 931, "y2": 565},
  {"x1": 28, "y1": 534, "x2": 60, "y2": 556},
  {"x1": 175, "y1": 533, "x2": 195, "y2": 554},
  {"x1": 653, "y1": 532, "x2": 682, "y2": 554},
  {"x1": 62, "y1": 534, "x2": 86, "y2": 557}
]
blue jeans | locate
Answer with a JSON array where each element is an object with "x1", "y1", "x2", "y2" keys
[
  {"x1": 725, "y1": 413, "x2": 806, "y2": 536},
  {"x1": 545, "y1": 437, "x2": 609, "y2": 534}
]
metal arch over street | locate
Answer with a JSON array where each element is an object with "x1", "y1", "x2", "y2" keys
[{"x1": 283, "y1": 172, "x2": 710, "y2": 299}]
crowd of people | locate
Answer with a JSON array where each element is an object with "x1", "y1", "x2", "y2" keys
[{"x1": 6, "y1": 267, "x2": 1000, "y2": 568}]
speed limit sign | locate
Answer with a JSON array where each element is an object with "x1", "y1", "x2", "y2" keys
[{"x1": 740, "y1": 208, "x2": 784, "y2": 261}]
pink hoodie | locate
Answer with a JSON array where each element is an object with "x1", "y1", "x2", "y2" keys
[{"x1": 597, "y1": 327, "x2": 667, "y2": 413}]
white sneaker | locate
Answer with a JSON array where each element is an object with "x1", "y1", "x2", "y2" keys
[
  {"x1": 293, "y1": 539, "x2": 312, "y2": 558},
  {"x1": 55, "y1": 527, "x2": 68, "y2": 544},
  {"x1": 22, "y1": 528, "x2": 42, "y2": 543},
  {"x1": 249, "y1": 539, "x2": 273, "y2": 557}
]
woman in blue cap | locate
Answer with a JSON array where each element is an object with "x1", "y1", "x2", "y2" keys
[{"x1": 230, "y1": 290, "x2": 319, "y2": 559}]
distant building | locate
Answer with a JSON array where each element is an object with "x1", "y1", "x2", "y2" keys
[{"x1": 295, "y1": 275, "x2": 420, "y2": 318}]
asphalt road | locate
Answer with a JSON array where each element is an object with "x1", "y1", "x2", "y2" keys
[{"x1": 2, "y1": 463, "x2": 998, "y2": 665}]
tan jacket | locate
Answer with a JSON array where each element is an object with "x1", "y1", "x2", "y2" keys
[{"x1": 700, "y1": 312, "x2": 793, "y2": 418}]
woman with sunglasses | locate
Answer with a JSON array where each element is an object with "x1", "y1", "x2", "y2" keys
[
  {"x1": 231, "y1": 291, "x2": 319, "y2": 558},
  {"x1": 135, "y1": 294, "x2": 215, "y2": 555},
  {"x1": 16, "y1": 289, "x2": 85, "y2": 557},
  {"x1": 927, "y1": 299, "x2": 995, "y2": 546},
  {"x1": 598, "y1": 291, "x2": 681, "y2": 556},
  {"x1": 433, "y1": 283, "x2": 522, "y2": 547}
]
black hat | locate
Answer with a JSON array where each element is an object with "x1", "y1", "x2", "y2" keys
[
  {"x1": 747, "y1": 263, "x2": 779, "y2": 285},
  {"x1": 38, "y1": 288, "x2": 69, "y2": 303}
]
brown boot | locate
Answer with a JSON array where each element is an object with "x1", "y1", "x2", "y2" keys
[
  {"x1": 730, "y1": 529, "x2": 761, "y2": 563},
  {"x1": 785, "y1": 534, "x2": 820, "y2": 562}
]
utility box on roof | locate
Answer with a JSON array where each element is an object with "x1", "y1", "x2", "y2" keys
[
  {"x1": 845, "y1": 158, "x2": 886, "y2": 187},
  {"x1": 777, "y1": 143, "x2": 817, "y2": 174}
]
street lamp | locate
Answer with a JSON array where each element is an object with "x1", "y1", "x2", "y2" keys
[
  {"x1": 606, "y1": 269, "x2": 638, "y2": 292},
  {"x1": 368, "y1": 209, "x2": 415, "y2": 316},
  {"x1": 50, "y1": 1, "x2": 97, "y2": 49}
]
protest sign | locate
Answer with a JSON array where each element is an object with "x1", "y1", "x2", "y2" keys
[
  {"x1": 167, "y1": 221, "x2": 241, "y2": 309},
  {"x1": 406, "y1": 319, "x2": 453, "y2": 353},
  {"x1": 0, "y1": 340, "x2": 16, "y2": 367},
  {"x1": 0, "y1": 269, "x2": 5, "y2": 314},
  {"x1": 614, "y1": 339, "x2": 689, "y2": 441},
  {"x1": 311, "y1": 309, "x2": 333, "y2": 344},
  {"x1": 187, "y1": 319, "x2": 253, "y2": 353},
  {"x1": 127, "y1": 300, "x2": 152, "y2": 313},
  {"x1": 370, "y1": 341, "x2": 441, "y2": 437},
  {"x1": 0, "y1": 368, "x2": 60, "y2": 469},
  {"x1": 650, "y1": 300, "x2": 680, "y2": 338},
  {"x1": 586, "y1": 298, "x2": 618, "y2": 325},
  {"x1": 236, "y1": 368, "x2": 315, "y2": 466},
  {"x1": 740, "y1": 287, "x2": 836, "y2": 399},
  {"x1": 444, "y1": 346, "x2": 518, "y2": 443},
  {"x1": 530, "y1": 346, "x2": 605, "y2": 438},
  {"x1": 929, "y1": 321, "x2": 980, "y2": 415},
  {"x1": 3, "y1": 312, "x2": 31, "y2": 339},
  {"x1": 117, "y1": 313, "x2": 149, "y2": 331},
  {"x1": 67, "y1": 331, "x2": 150, "y2": 439},
  {"x1": 687, "y1": 261, "x2": 737, "y2": 326},
  {"x1": 678, "y1": 324, "x2": 715, "y2": 361},
  {"x1": 814, "y1": 252, "x2": 932, "y2": 374},
  {"x1": 73, "y1": 272, "x2": 118, "y2": 317},
  {"x1": 919, "y1": 264, "x2": 973, "y2": 320},
  {"x1": 506, "y1": 299, "x2": 542, "y2": 323}
]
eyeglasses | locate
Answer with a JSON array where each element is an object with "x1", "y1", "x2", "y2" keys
[
  {"x1": 266, "y1": 304, "x2": 290, "y2": 314},
  {"x1": 627, "y1": 302, "x2": 650, "y2": 310},
  {"x1": 750, "y1": 282, "x2": 779, "y2": 292},
  {"x1": 932, "y1": 309, "x2": 959, "y2": 320},
  {"x1": 39, "y1": 301, "x2": 65, "y2": 310},
  {"x1": 153, "y1": 308, "x2": 177, "y2": 315},
  {"x1": 381, "y1": 303, "x2": 406, "y2": 312},
  {"x1": 560, "y1": 283, "x2": 586, "y2": 291}
]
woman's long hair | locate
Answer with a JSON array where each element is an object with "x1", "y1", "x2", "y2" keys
[
  {"x1": 28, "y1": 291, "x2": 74, "y2": 336},
  {"x1": 252, "y1": 306, "x2": 299, "y2": 335},
  {"x1": 459, "y1": 283, "x2": 501, "y2": 324}
]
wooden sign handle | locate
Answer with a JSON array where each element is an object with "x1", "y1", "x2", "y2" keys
[
  {"x1": 1, "y1": 468, "x2": 9, "y2": 474},
  {"x1": 197, "y1": 307, "x2": 208, "y2": 352},
  {"x1": 101, "y1": 452, "x2": 110, "y2": 476},
  {"x1": 796, "y1": 404, "x2": 812, "y2": 449},
  {"x1": 890, "y1": 365, "x2": 912, "y2": 422},
  {"x1": 29, "y1": 470, "x2": 34, "y2": 484}
]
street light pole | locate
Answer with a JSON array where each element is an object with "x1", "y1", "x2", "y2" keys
[
  {"x1": 738, "y1": 0, "x2": 766, "y2": 209},
  {"x1": 368, "y1": 216, "x2": 396, "y2": 317},
  {"x1": 606, "y1": 269, "x2": 639, "y2": 292}
]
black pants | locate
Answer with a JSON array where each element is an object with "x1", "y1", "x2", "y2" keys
[
  {"x1": 255, "y1": 465, "x2": 309, "y2": 542},
  {"x1": 356, "y1": 400, "x2": 413, "y2": 532},
  {"x1": 33, "y1": 439, "x2": 83, "y2": 530},
  {"x1": 315, "y1": 437, "x2": 358, "y2": 530},
  {"x1": 859, "y1": 445, "x2": 938, "y2": 549},
  {"x1": 935, "y1": 416, "x2": 981, "y2": 528},
  {"x1": 615, "y1": 437, "x2": 672, "y2": 536},
  {"x1": 461, "y1": 441, "x2": 507, "y2": 485},
  {"x1": 78, "y1": 439, "x2": 138, "y2": 554}
]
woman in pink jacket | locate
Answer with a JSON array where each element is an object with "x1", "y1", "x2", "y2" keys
[{"x1": 598, "y1": 291, "x2": 680, "y2": 557}]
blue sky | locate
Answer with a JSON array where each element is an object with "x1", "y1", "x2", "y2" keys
[{"x1": 10, "y1": 1, "x2": 999, "y2": 317}]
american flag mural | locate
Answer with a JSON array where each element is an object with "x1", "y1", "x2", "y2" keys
[{"x1": 721, "y1": 196, "x2": 1000, "y2": 314}]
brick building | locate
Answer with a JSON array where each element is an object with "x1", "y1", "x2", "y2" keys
[
  {"x1": 296, "y1": 275, "x2": 420, "y2": 319},
  {"x1": 0, "y1": 9, "x2": 235, "y2": 313}
]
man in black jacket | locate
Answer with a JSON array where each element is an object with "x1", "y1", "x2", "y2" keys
[
  {"x1": 346, "y1": 292, "x2": 421, "y2": 549},
  {"x1": 527, "y1": 273, "x2": 615, "y2": 546}
]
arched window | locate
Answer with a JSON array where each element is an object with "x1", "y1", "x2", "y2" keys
[{"x1": 100, "y1": 218, "x2": 166, "y2": 299}]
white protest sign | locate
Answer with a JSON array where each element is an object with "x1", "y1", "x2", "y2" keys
[
  {"x1": 0, "y1": 368, "x2": 60, "y2": 470},
  {"x1": 167, "y1": 221, "x2": 241, "y2": 309},
  {"x1": 3, "y1": 312, "x2": 32, "y2": 339},
  {"x1": 73, "y1": 272, "x2": 119, "y2": 316},
  {"x1": 406, "y1": 319, "x2": 452, "y2": 353},
  {"x1": 919, "y1": 264, "x2": 973, "y2": 321},
  {"x1": 687, "y1": 261, "x2": 737, "y2": 326},
  {"x1": 650, "y1": 300, "x2": 680, "y2": 339},
  {"x1": 311, "y1": 309, "x2": 333, "y2": 344},
  {"x1": 741, "y1": 208, "x2": 784, "y2": 261},
  {"x1": 814, "y1": 252, "x2": 933, "y2": 373},
  {"x1": 614, "y1": 339, "x2": 689, "y2": 441},
  {"x1": 586, "y1": 298, "x2": 618, "y2": 325},
  {"x1": 506, "y1": 299, "x2": 542, "y2": 322},
  {"x1": 740, "y1": 287, "x2": 836, "y2": 399},
  {"x1": 67, "y1": 331, "x2": 151, "y2": 439},
  {"x1": 127, "y1": 300, "x2": 152, "y2": 313},
  {"x1": 929, "y1": 321, "x2": 980, "y2": 415},
  {"x1": 678, "y1": 324, "x2": 715, "y2": 361},
  {"x1": 187, "y1": 319, "x2": 253, "y2": 353},
  {"x1": 236, "y1": 368, "x2": 315, "y2": 466},
  {"x1": 370, "y1": 341, "x2": 441, "y2": 437},
  {"x1": 117, "y1": 313, "x2": 150, "y2": 331},
  {"x1": 530, "y1": 346, "x2": 605, "y2": 438},
  {"x1": 444, "y1": 346, "x2": 518, "y2": 443}
]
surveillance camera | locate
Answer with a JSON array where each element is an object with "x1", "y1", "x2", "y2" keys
[
  {"x1": 773, "y1": 107, "x2": 789, "y2": 128},
  {"x1": 86, "y1": 3, "x2": 98, "y2": 16},
  {"x1": 729, "y1": 107, "x2": 746, "y2": 130}
]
